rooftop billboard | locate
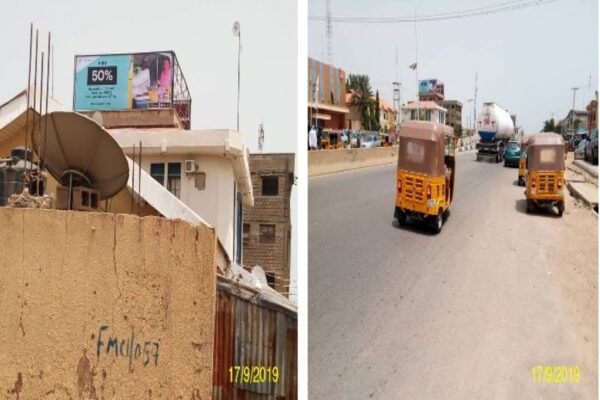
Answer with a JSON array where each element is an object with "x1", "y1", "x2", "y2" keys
[
  {"x1": 74, "y1": 51, "x2": 174, "y2": 111},
  {"x1": 418, "y1": 79, "x2": 444, "y2": 96}
]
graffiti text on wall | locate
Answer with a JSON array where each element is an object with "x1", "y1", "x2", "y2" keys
[{"x1": 96, "y1": 325, "x2": 160, "y2": 373}]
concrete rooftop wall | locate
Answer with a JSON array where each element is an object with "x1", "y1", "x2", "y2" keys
[{"x1": 0, "y1": 208, "x2": 217, "y2": 399}]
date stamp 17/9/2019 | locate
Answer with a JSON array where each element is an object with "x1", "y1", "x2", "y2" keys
[
  {"x1": 531, "y1": 365, "x2": 580, "y2": 384},
  {"x1": 229, "y1": 365, "x2": 279, "y2": 384}
]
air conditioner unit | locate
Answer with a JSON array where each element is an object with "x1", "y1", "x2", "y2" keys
[{"x1": 184, "y1": 160, "x2": 196, "y2": 174}]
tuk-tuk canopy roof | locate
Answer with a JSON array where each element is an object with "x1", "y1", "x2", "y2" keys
[
  {"x1": 527, "y1": 133, "x2": 565, "y2": 170},
  {"x1": 399, "y1": 121, "x2": 453, "y2": 143},
  {"x1": 397, "y1": 121, "x2": 451, "y2": 176},
  {"x1": 528, "y1": 132, "x2": 564, "y2": 146}
]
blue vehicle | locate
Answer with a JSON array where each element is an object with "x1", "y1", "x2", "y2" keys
[{"x1": 503, "y1": 141, "x2": 520, "y2": 167}]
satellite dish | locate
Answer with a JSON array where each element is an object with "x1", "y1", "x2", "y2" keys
[
  {"x1": 33, "y1": 111, "x2": 129, "y2": 200},
  {"x1": 232, "y1": 21, "x2": 240, "y2": 36}
]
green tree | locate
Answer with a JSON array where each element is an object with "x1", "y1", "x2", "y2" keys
[
  {"x1": 373, "y1": 90, "x2": 381, "y2": 131},
  {"x1": 347, "y1": 74, "x2": 375, "y2": 130},
  {"x1": 543, "y1": 119, "x2": 555, "y2": 132},
  {"x1": 454, "y1": 124, "x2": 463, "y2": 138}
]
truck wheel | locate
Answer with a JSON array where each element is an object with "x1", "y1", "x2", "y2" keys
[
  {"x1": 430, "y1": 209, "x2": 443, "y2": 234},
  {"x1": 504, "y1": 159, "x2": 508, "y2": 167}
]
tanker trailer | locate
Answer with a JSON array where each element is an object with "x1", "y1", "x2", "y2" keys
[{"x1": 476, "y1": 102, "x2": 515, "y2": 162}]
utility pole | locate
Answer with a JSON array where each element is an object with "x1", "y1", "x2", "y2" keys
[
  {"x1": 571, "y1": 86, "x2": 579, "y2": 136},
  {"x1": 473, "y1": 73, "x2": 478, "y2": 136},
  {"x1": 393, "y1": 81, "x2": 401, "y2": 135},
  {"x1": 393, "y1": 46, "x2": 401, "y2": 137},
  {"x1": 467, "y1": 98, "x2": 473, "y2": 135},
  {"x1": 414, "y1": 0, "x2": 419, "y2": 121}
]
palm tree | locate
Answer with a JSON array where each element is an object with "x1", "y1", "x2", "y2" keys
[{"x1": 347, "y1": 74, "x2": 375, "y2": 131}]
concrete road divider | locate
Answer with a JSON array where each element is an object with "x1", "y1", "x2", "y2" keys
[{"x1": 309, "y1": 147, "x2": 398, "y2": 177}]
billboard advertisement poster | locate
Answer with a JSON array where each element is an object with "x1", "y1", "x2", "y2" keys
[
  {"x1": 132, "y1": 52, "x2": 173, "y2": 109},
  {"x1": 74, "y1": 55, "x2": 131, "y2": 110},
  {"x1": 418, "y1": 79, "x2": 444, "y2": 96},
  {"x1": 74, "y1": 52, "x2": 173, "y2": 111}
]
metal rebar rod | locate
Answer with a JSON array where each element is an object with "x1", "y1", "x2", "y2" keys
[
  {"x1": 43, "y1": 32, "x2": 51, "y2": 169},
  {"x1": 24, "y1": 23, "x2": 33, "y2": 181},
  {"x1": 39, "y1": 52, "x2": 44, "y2": 161},
  {"x1": 138, "y1": 140, "x2": 142, "y2": 215},
  {"x1": 131, "y1": 144, "x2": 135, "y2": 213}
]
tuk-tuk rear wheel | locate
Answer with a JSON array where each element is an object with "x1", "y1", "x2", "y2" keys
[
  {"x1": 430, "y1": 210, "x2": 443, "y2": 234},
  {"x1": 557, "y1": 201, "x2": 565, "y2": 217},
  {"x1": 397, "y1": 211, "x2": 407, "y2": 226},
  {"x1": 526, "y1": 199, "x2": 535, "y2": 213}
]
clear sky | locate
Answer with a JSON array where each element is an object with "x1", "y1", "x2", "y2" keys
[
  {"x1": 309, "y1": 0, "x2": 598, "y2": 133},
  {"x1": 0, "y1": 0, "x2": 297, "y2": 154},
  {"x1": 0, "y1": 0, "x2": 299, "y2": 300}
]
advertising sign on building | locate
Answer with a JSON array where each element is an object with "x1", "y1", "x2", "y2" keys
[
  {"x1": 74, "y1": 52, "x2": 174, "y2": 111},
  {"x1": 418, "y1": 79, "x2": 444, "y2": 96}
]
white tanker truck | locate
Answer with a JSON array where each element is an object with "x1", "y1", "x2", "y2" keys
[{"x1": 475, "y1": 102, "x2": 515, "y2": 162}]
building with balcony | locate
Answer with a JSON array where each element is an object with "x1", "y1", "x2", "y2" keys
[{"x1": 402, "y1": 101, "x2": 447, "y2": 125}]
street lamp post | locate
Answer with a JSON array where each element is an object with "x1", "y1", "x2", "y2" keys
[
  {"x1": 233, "y1": 21, "x2": 241, "y2": 132},
  {"x1": 571, "y1": 87, "x2": 579, "y2": 138}
]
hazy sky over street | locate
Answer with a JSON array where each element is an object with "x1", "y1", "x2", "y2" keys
[
  {"x1": 0, "y1": 0, "x2": 297, "y2": 153},
  {"x1": 309, "y1": 0, "x2": 598, "y2": 133}
]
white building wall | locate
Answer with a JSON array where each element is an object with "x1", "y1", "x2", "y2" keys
[{"x1": 138, "y1": 154, "x2": 236, "y2": 259}]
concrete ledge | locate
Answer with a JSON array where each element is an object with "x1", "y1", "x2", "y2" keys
[
  {"x1": 573, "y1": 160, "x2": 598, "y2": 178},
  {"x1": 308, "y1": 147, "x2": 398, "y2": 176},
  {"x1": 567, "y1": 180, "x2": 598, "y2": 208}
]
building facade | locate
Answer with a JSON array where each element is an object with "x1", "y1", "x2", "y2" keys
[
  {"x1": 379, "y1": 98, "x2": 397, "y2": 133},
  {"x1": 110, "y1": 126, "x2": 253, "y2": 265},
  {"x1": 587, "y1": 96, "x2": 598, "y2": 131},
  {"x1": 441, "y1": 100, "x2": 462, "y2": 130},
  {"x1": 561, "y1": 109, "x2": 589, "y2": 135},
  {"x1": 307, "y1": 58, "x2": 349, "y2": 129},
  {"x1": 242, "y1": 153, "x2": 294, "y2": 293},
  {"x1": 402, "y1": 101, "x2": 447, "y2": 125}
]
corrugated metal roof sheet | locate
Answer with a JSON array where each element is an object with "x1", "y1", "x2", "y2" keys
[{"x1": 213, "y1": 288, "x2": 297, "y2": 400}]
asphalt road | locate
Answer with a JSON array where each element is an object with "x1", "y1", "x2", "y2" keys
[{"x1": 308, "y1": 151, "x2": 597, "y2": 399}]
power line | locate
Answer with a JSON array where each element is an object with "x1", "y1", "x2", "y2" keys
[{"x1": 309, "y1": 0, "x2": 559, "y2": 24}]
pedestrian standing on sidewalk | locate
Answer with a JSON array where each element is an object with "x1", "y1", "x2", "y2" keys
[{"x1": 309, "y1": 126, "x2": 318, "y2": 150}]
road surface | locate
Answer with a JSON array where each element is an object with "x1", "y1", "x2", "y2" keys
[{"x1": 308, "y1": 151, "x2": 597, "y2": 399}]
